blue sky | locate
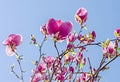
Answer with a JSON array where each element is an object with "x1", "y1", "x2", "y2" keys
[{"x1": 0, "y1": 0, "x2": 120, "y2": 82}]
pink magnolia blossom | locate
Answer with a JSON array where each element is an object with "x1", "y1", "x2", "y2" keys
[
  {"x1": 30, "y1": 72, "x2": 40, "y2": 82},
  {"x1": 67, "y1": 43, "x2": 74, "y2": 51},
  {"x1": 74, "y1": 52, "x2": 86, "y2": 67},
  {"x1": 114, "y1": 28, "x2": 120, "y2": 38},
  {"x1": 77, "y1": 72, "x2": 97, "y2": 82},
  {"x1": 103, "y1": 42, "x2": 116, "y2": 58},
  {"x1": 37, "y1": 62, "x2": 46, "y2": 74},
  {"x1": 3, "y1": 34, "x2": 22, "y2": 56},
  {"x1": 55, "y1": 67, "x2": 67, "y2": 81},
  {"x1": 68, "y1": 66, "x2": 74, "y2": 73},
  {"x1": 43, "y1": 56, "x2": 55, "y2": 68},
  {"x1": 78, "y1": 31, "x2": 96, "y2": 44},
  {"x1": 46, "y1": 18, "x2": 73, "y2": 41},
  {"x1": 30, "y1": 70, "x2": 48, "y2": 82},
  {"x1": 40, "y1": 24, "x2": 49, "y2": 37},
  {"x1": 55, "y1": 74, "x2": 65, "y2": 82},
  {"x1": 75, "y1": 7, "x2": 88, "y2": 24},
  {"x1": 67, "y1": 33, "x2": 77, "y2": 44},
  {"x1": 64, "y1": 54, "x2": 74, "y2": 64}
]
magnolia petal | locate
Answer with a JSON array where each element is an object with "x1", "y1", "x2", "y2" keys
[
  {"x1": 6, "y1": 46, "x2": 15, "y2": 56},
  {"x1": 59, "y1": 21, "x2": 73, "y2": 38},
  {"x1": 47, "y1": 18, "x2": 59, "y2": 35}
]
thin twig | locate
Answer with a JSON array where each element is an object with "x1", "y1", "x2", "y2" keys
[
  {"x1": 38, "y1": 36, "x2": 46, "y2": 62},
  {"x1": 88, "y1": 57, "x2": 93, "y2": 75},
  {"x1": 99, "y1": 55, "x2": 118, "y2": 72},
  {"x1": 11, "y1": 67, "x2": 20, "y2": 79},
  {"x1": 54, "y1": 41, "x2": 60, "y2": 56},
  {"x1": 14, "y1": 52, "x2": 24, "y2": 82}
]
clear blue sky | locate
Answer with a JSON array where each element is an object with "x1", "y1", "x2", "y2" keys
[{"x1": 0, "y1": 0, "x2": 120, "y2": 82}]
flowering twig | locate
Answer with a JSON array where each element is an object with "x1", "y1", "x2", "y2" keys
[
  {"x1": 14, "y1": 51, "x2": 24, "y2": 82},
  {"x1": 38, "y1": 36, "x2": 46, "y2": 62}
]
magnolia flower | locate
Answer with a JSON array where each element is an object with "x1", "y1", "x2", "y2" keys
[
  {"x1": 75, "y1": 7, "x2": 88, "y2": 24},
  {"x1": 30, "y1": 70, "x2": 48, "y2": 82},
  {"x1": 64, "y1": 54, "x2": 74, "y2": 64},
  {"x1": 3, "y1": 34, "x2": 22, "y2": 56},
  {"x1": 40, "y1": 24, "x2": 49, "y2": 37},
  {"x1": 68, "y1": 66, "x2": 74, "y2": 73},
  {"x1": 114, "y1": 28, "x2": 120, "y2": 38},
  {"x1": 37, "y1": 62, "x2": 46, "y2": 74},
  {"x1": 43, "y1": 56, "x2": 55, "y2": 68},
  {"x1": 67, "y1": 33, "x2": 77, "y2": 44},
  {"x1": 74, "y1": 52, "x2": 86, "y2": 68},
  {"x1": 77, "y1": 72, "x2": 92, "y2": 82},
  {"x1": 55, "y1": 67, "x2": 67, "y2": 82},
  {"x1": 78, "y1": 31, "x2": 96, "y2": 44},
  {"x1": 102, "y1": 41, "x2": 116, "y2": 58},
  {"x1": 46, "y1": 18, "x2": 73, "y2": 41}
]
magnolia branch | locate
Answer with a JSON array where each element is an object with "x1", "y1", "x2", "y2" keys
[{"x1": 13, "y1": 51, "x2": 24, "y2": 82}]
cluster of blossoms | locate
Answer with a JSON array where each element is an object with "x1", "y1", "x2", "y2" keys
[
  {"x1": 2, "y1": 7, "x2": 120, "y2": 82},
  {"x1": 30, "y1": 52, "x2": 87, "y2": 82},
  {"x1": 78, "y1": 31, "x2": 96, "y2": 44}
]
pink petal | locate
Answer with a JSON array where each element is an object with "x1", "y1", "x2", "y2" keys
[
  {"x1": 59, "y1": 21, "x2": 72, "y2": 38},
  {"x1": 47, "y1": 18, "x2": 59, "y2": 35},
  {"x1": 12, "y1": 34, "x2": 22, "y2": 46},
  {"x1": 6, "y1": 46, "x2": 15, "y2": 56}
]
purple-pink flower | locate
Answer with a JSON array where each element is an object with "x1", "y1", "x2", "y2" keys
[
  {"x1": 67, "y1": 33, "x2": 77, "y2": 44},
  {"x1": 37, "y1": 62, "x2": 46, "y2": 74},
  {"x1": 3, "y1": 34, "x2": 22, "y2": 56},
  {"x1": 64, "y1": 54, "x2": 74, "y2": 64},
  {"x1": 40, "y1": 24, "x2": 49, "y2": 37},
  {"x1": 74, "y1": 52, "x2": 86, "y2": 68},
  {"x1": 78, "y1": 31, "x2": 96, "y2": 44},
  {"x1": 44, "y1": 18, "x2": 73, "y2": 41},
  {"x1": 77, "y1": 72, "x2": 93, "y2": 82},
  {"x1": 102, "y1": 41, "x2": 116, "y2": 58},
  {"x1": 43, "y1": 56, "x2": 55, "y2": 68},
  {"x1": 114, "y1": 28, "x2": 120, "y2": 38},
  {"x1": 68, "y1": 66, "x2": 74, "y2": 73},
  {"x1": 75, "y1": 7, "x2": 88, "y2": 24}
]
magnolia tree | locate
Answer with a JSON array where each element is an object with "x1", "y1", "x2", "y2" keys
[{"x1": 3, "y1": 7, "x2": 120, "y2": 82}]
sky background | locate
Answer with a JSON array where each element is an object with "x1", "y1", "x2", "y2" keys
[{"x1": 0, "y1": 0, "x2": 120, "y2": 82}]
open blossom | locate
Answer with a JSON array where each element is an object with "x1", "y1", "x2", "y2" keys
[
  {"x1": 114, "y1": 28, "x2": 120, "y2": 38},
  {"x1": 75, "y1": 7, "x2": 88, "y2": 24},
  {"x1": 64, "y1": 54, "x2": 74, "y2": 64},
  {"x1": 74, "y1": 52, "x2": 86, "y2": 68},
  {"x1": 68, "y1": 66, "x2": 74, "y2": 73},
  {"x1": 78, "y1": 31, "x2": 96, "y2": 44},
  {"x1": 43, "y1": 56, "x2": 55, "y2": 68},
  {"x1": 102, "y1": 41, "x2": 116, "y2": 58},
  {"x1": 55, "y1": 67, "x2": 67, "y2": 82},
  {"x1": 67, "y1": 33, "x2": 77, "y2": 44},
  {"x1": 3, "y1": 34, "x2": 22, "y2": 56},
  {"x1": 37, "y1": 62, "x2": 46, "y2": 74},
  {"x1": 30, "y1": 69, "x2": 48, "y2": 82},
  {"x1": 45, "y1": 18, "x2": 73, "y2": 41},
  {"x1": 77, "y1": 72, "x2": 94, "y2": 82}
]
